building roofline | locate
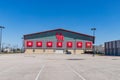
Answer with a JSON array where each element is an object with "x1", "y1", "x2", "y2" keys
[{"x1": 24, "y1": 28, "x2": 94, "y2": 39}]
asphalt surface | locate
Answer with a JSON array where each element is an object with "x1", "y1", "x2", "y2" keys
[{"x1": 0, "y1": 53, "x2": 120, "y2": 80}]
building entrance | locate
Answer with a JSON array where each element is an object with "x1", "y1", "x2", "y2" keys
[{"x1": 55, "y1": 49, "x2": 64, "y2": 54}]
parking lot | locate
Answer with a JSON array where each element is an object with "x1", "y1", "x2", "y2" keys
[{"x1": 0, "y1": 53, "x2": 120, "y2": 80}]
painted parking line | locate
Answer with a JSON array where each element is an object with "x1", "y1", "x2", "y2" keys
[
  {"x1": 35, "y1": 64, "x2": 45, "y2": 80},
  {"x1": 67, "y1": 65, "x2": 86, "y2": 80}
]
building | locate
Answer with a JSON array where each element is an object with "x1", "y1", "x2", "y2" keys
[
  {"x1": 95, "y1": 44, "x2": 104, "y2": 54},
  {"x1": 105, "y1": 40, "x2": 120, "y2": 56},
  {"x1": 23, "y1": 28, "x2": 94, "y2": 54}
]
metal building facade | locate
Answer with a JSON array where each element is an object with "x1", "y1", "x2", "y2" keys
[
  {"x1": 23, "y1": 29, "x2": 94, "y2": 54},
  {"x1": 105, "y1": 40, "x2": 120, "y2": 56}
]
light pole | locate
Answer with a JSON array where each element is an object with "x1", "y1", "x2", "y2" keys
[
  {"x1": 0, "y1": 26, "x2": 5, "y2": 53},
  {"x1": 91, "y1": 28, "x2": 96, "y2": 56},
  {"x1": 21, "y1": 37, "x2": 24, "y2": 53}
]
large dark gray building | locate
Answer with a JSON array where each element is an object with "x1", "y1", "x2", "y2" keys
[{"x1": 105, "y1": 40, "x2": 120, "y2": 56}]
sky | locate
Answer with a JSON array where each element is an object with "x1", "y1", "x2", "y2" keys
[{"x1": 0, "y1": 0, "x2": 120, "y2": 48}]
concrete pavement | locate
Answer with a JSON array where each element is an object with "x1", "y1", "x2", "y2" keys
[{"x1": 0, "y1": 54, "x2": 120, "y2": 80}]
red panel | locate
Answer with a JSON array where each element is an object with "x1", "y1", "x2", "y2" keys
[
  {"x1": 47, "y1": 42, "x2": 53, "y2": 47},
  {"x1": 77, "y1": 42, "x2": 82, "y2": 48},
  {"x1": 26, "y1": 41, "x2": 33, "y2": 47},
  {"x1": 86, "y1": 42, "x2": 92, "y2": 48},
  {"x1": 36, "y1": 41, "x2": 42, "y2": 47},
  {"x1": 67, "y1": 42, "x2": 73, "y2": 48},
  {"x1": 57, "y1": 42, "x2": 62, "y2": 47}
]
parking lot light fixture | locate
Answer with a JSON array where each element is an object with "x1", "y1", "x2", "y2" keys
[
  {"x1": 0, "y1": 26, "x2": 5, "y2": 53},
  {"x1": 91, "y1": 28, "x2": 96, "y2": 56}
]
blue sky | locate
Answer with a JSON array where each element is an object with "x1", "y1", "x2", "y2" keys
[{"x1": 0, "y1": 0, "x2": 120, "y2": 48}]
